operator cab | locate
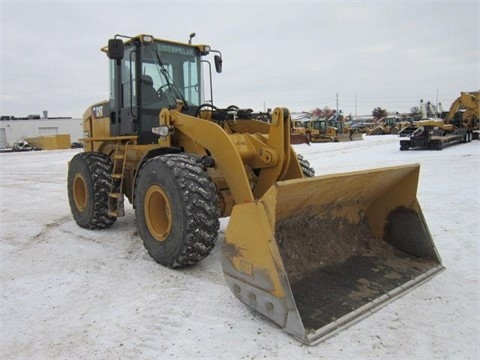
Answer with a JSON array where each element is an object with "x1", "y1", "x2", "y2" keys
[{"x1": 106, "y1": 34, "x2": 221, "y2": 144}]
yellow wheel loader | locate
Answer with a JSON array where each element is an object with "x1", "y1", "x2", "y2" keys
[{"x1": 67, "y1": 34, "x2": 444, "y2": 344}]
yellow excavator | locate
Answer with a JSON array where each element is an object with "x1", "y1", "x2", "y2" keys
[
  {"x1": 67, "y1": 34, "x2": 444, "y2": 344},
  {"x1": 444, "y1": 91, "x2": 479, "y2": 140}
]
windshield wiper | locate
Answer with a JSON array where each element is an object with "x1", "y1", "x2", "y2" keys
[{"x1": 153, "y1": 50, "x2": 189, "y2": 110}]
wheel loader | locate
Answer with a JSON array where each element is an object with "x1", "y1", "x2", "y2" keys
[{"x1": 67, "y1": 34, "x2": 444, "y2": 344}]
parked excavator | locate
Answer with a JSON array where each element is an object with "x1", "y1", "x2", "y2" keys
[
  {"x1": 67, "y1": 34, "x2": 444, "y2": 344},
  {"x1": 400, "y1": 93, "x2": 479, "y2": 146},
  {"x1": 444, "y1": 91, "x2": 479, "y2": 140}
]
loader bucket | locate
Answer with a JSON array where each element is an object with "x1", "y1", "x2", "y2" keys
[{"x1": 222, "y1": 164, "x2": 444, "y2": 344}]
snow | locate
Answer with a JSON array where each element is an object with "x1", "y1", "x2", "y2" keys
[{"x1": 1, "y1": 135, "x2": 479, "y2": 359}]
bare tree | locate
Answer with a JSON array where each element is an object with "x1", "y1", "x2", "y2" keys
[
  {"x1": 372, "y1": 107, "x2": 387, "y2": 120},
  {"x1": 410, "y1": 106, "x2": 421, "y2": 116}
]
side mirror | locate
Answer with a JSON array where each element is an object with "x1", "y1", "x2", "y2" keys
[
  {"x1": 108, "y1": 39, "x2": 124, "y2": 60},
  {"x1": 214, "y1": 55, "x2": 223, "y2": 73}
]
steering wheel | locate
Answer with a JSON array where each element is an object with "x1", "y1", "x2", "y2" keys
[
  {"x1": 156, "y1": 84, "x2": 172, "y2": 100},
  {"x1": 157, "y1": 84, "x2": 180, "y2": 103},
  {"x1": 156, "y1": 84, "x2": 170, "y2": 94}
]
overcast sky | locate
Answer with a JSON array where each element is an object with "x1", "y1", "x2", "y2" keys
[{"x1": 1, "y1": 0, "x2": 479, "y2": 118}]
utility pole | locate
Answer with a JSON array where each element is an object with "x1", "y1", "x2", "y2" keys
[
  {"x1": 336, "y1": 93, "x2": 339, "y2": 113},
  {"x1": 355, "y1": 92, "x2": 357, "y2": 119}
]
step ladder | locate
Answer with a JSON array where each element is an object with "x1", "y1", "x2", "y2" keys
[{"x1": 108, "y1": 141, "x2": 129, "y2": 217}]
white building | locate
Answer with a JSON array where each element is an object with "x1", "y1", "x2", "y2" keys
[{"x1": 0, "y1": 118, "x2": 83, "y2": 148}]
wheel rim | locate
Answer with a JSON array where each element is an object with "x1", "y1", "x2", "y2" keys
[
  {"x1": 73, "y1": 173, "x2": 87, "y2": 212},
  {"x1": 144, "y1": 185, "x2": 173, "y2": 241}
]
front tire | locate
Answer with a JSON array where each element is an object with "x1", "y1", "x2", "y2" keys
[
  {"x1": 134, "y1": 154, "x2": 219, "y2": 268},
  {"x1": 67, "y1": 152, "x2": 117, "y2": 229}
]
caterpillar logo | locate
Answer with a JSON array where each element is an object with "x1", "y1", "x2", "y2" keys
[{"x1": 158, "y1": 44, "x2": 194, "y2": 56}]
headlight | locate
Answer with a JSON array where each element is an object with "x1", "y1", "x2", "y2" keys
[
  {"x1": 142, "y1": 35, "x2": 154, "y2": 43},
  {"x1": 199, "y1": 45, "x2": 211, "y2": 55},
  {"x1": 152, "y1": 126, "x2": 170, "y2": 137}
]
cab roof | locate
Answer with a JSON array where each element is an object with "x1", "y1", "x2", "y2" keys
[{"x1": 101, "y1": 34, "x2": 211, "y2": 55}]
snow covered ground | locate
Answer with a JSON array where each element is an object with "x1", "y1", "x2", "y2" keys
[{"x1": 1, "y1": 135, "x2": 479, "y2": 359}]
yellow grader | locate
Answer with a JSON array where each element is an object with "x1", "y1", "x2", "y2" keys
[{"x1": 68, "y1": 34, "x2": 444, "y2": 344}]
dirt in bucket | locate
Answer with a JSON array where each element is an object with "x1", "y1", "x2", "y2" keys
[{"x1": 275, "y1": 209, "x2": 438, "y2": 331}]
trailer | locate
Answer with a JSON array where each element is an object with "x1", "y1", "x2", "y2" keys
[{"x1": 400, "y1": 125, "x2": 471, "y2": 151}]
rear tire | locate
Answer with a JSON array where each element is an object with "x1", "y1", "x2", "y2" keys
[
  {"x1": 431, "y1": 140, "x2": 443, "y2": 150},
  {"x1": 67, "y1": 152, "x2": 117, "y2": 229},
  {"x1": 134, "y1": 154, "x2": 219, "y2": 268},
  {"x1": 400, "y1": 141, "x2": 410, "y2": 151}
]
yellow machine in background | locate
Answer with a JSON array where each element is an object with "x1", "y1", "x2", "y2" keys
[
  {"x1": 67, "y1": 34, "x2": 443, "y2": 344},
  {"x1": 305, "y1": 118, "x2": 362, "y2": 142},
  {"x1": 290, "y1": 119, "x2": 311, "y2": 144},
  {"x1": 367, "y1": 115, "x2": 411, "y2": 135},
  {"x1": 400, "y1": 92, "x2": 479, "y2": 144},
  {"x1": 305, "y1": 118, "x2": 339, "y2": 142},
  {"x1": 445, "y1": 91, "x2": 479, "y2": 139}
]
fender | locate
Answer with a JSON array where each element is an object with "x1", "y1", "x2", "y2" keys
[{"x1": 131, "y1": 146, "x2": 182, "y2": 207}]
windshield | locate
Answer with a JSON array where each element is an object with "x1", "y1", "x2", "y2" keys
[
  {"x1": 313, "y1": 121, "x2": 327, "y2": 131},
  {"x1": 141, "y1": 41, "x2": 202, "y2": 107}
]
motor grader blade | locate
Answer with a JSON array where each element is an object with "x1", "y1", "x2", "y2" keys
[{"x1": 221, "y1": 163, "x2": 444, "y2": 344}]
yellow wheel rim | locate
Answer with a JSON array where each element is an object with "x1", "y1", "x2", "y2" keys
[
  {"x1": 73, "y1": 173, "x2": 87, "y2": 212},
  {"x1": 144, "y1": 185, "x2": 173, "y2": 242}
]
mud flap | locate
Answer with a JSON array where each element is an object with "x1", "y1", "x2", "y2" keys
[{"x1": 221, "y1": 164, "x2": 444, "y2": 344}]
